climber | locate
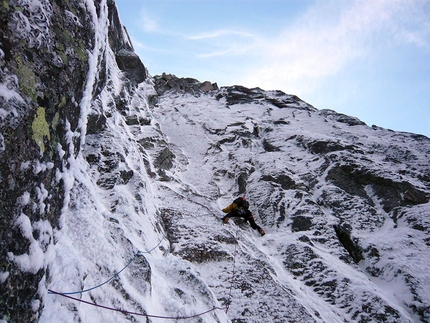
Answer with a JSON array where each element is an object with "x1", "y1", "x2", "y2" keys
[{"x1": 222, "y1": 197, "x2": 265, "y2": 236}]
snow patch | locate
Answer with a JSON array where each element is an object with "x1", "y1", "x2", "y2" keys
[
  {"x1": 7, "y1": 214, "x2": 53, "y2": 274},
  {"x1": 0, "y1": 271, "x2": 9, "y2": 283}
]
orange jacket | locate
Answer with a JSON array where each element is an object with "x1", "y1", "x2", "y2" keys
[{"x1": 222, "y1": 203, "x2": 237, "y2": 213}]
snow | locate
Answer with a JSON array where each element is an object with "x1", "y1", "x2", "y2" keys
[
  {"x1": 358, "y1": 217, "x2": 430, "y2": 322},
  {"x1": 8, "y1": 0, "x2": 53, "y2": 49},
  {"x1": 41, "y1": 1, "x2": 205, "y2": 320},
  {"x1": 0, "y1": 272, "x2": 9, "y2": 284},
  {"x1": 7, "y1": 214, "x2": 53, "y2": 274},
  {"x1": 18, "y1": 191, "x2": 31, "y2": 205},
  {"x1": 41, "y1": 81, "x2": 429, "y2": 322},
  {"x1": 0, "y1": 83, "x2": 24, "y2": 103},
  {"x1": 146, "y1": 89, "x2": 429, "y2": 322},
  {"x1": 29, "y1": 1, "x2": 430, "y2": 322}
]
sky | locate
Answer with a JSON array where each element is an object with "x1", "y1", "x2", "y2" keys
[{"x1": 114, "y1": 0, "x2": 430, "y2": 138}]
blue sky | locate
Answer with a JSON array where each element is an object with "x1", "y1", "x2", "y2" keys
[{"x1": 115, "y1": 0, "x2": 430, "y2": 137}]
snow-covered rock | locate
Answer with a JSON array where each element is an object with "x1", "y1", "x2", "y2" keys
[
  {"x1": 1, "y1": 1, "x2": 429, "y2": 323},
  {"x1": 148, "y1": 82, "x2": 429, "y2": 322}
]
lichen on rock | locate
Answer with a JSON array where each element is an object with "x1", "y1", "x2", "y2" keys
[{"x1": 31, "y1": 107, "x2": 50, "y2": 154}]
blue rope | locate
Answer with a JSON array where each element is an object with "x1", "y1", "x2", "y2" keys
[
  {"x1": 49, "y1": 232, "x2": 241, "y2": 319},
  {"x1": 49, "y1": 235, "x2": 165, "y2": 295}
]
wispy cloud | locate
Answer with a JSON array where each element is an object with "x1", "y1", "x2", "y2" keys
[
  {"x1": 239, "y1": 0, "x2": 430, "y2": 94},
  {"x1": 129, "y1": 36, "x2": 169, "y2": 53},
  {"x1": 196, "y1": 40, "x2": 260, "y2": 58},
  {"x1": 402, "y1": 30, "x2": 430, "y2": 51},
  {"x1": 187, "y1": 28, "x2": 261, "y2": 59},
  {"x1": 389, "y1": 1, "x2": 430, "y2": 51},
  {"x1": 139, "y1": 9, "x2": 158, "y2": 33},
  {"x1": 188, "y1": 29, "x2": 256, "y2": 40},
  {"x1": 128, "y1": 0, "x2": 429, "y2": 95}
]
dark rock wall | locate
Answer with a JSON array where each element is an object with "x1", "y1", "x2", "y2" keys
[
  {"x1": 107, "y1": 0, "x2": 146, "y2": 84},
  {"x1": 0, "y1": 0, "x2": 146, "y2": 321},
  {"x1": 0, "y1": 0, "x2": 94, "y2": 321}
]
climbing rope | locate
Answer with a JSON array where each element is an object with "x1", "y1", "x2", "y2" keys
[
  {"x1": 49, "y1": 224, "x2": 241, "y2": 320},
  {"x1": 48, "y1": 289, "x2": 225, "y2": 319},
  {"x1": 48, "y1": 235, "x2": 165, "y2": 295}
]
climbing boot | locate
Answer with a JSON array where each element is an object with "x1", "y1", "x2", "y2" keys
[
  {"x1": 259, "y1": 228, "x2": 265, "y2": 236},
  {"x1": 223, "y1": 218, "x2": 230, "y2": 224}
]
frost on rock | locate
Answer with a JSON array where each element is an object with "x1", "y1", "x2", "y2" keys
[
  {"x1": 146, "y1": 83, "x2": 429, "y2": 323},
  {"x1": 1, "y1": 1, "x2": 430, "y2": 323},
  {"x1": 1, "y1": 0, "x2": 107, "y2": 321},
  {"x1": 8, "y1": 0, "x2": 53, "y2": 49}
]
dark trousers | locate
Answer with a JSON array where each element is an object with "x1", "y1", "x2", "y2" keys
[{"x1": 223, "y1": 211, "x2": 261, "y2": 231}]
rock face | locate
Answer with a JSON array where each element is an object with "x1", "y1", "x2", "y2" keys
[
  {"x1": 108, "y1": 0, "x2": 146, "y2": 84},
  {"x1": 0, "y1": 0, "x2": 94, "y2": 321},
  {"x1": 1, "y1": 1, "x2": 430, "y2": 323},
  {"x1": 154, "y1": 73, "x2": 219, "y2": 95},
  {"x1": 149, "y1": 85, "x2": 430, "y2": 323},
  {"x1": 0, "y1": 0, "x2": 146, "y2": 322}
]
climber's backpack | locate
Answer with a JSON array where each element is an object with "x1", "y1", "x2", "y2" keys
[{"x1": 233, "y1": 197, "x2": 249, "y2": 210}]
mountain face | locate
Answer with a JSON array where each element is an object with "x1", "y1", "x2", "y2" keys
[{"x1": 1, "y1": 1, "x2": 429, "y2": 323}]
